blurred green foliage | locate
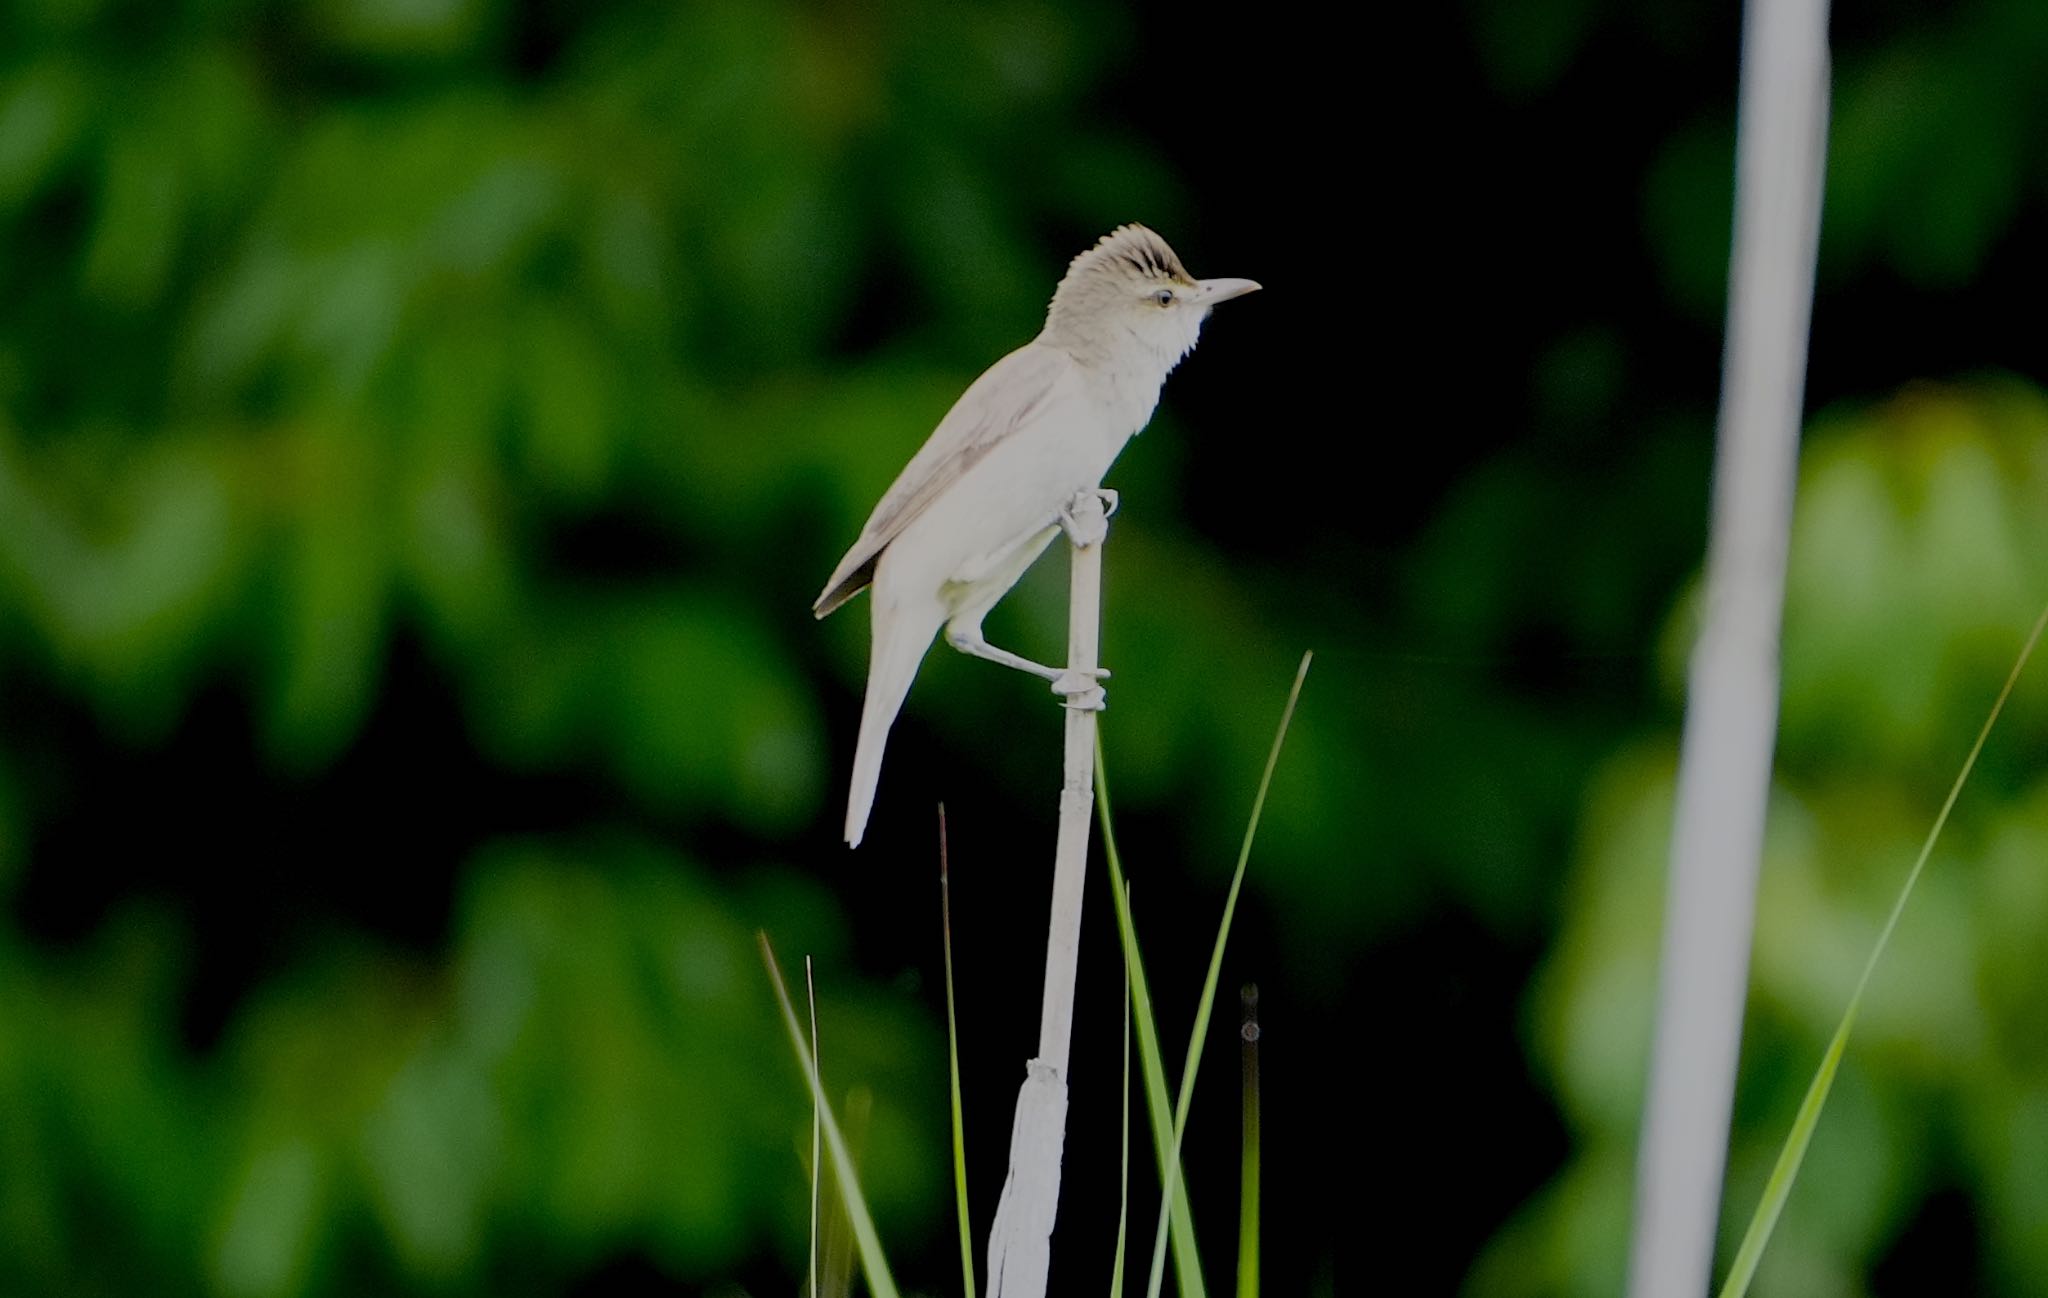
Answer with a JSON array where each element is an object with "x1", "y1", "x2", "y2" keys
[
  {"x1": 1474, "y1": 387, "x2": 2048, "y2": 1295},
  {"x1": 0, "y1": 0, "x2": 1102, "y2": 1290},
  {"x1": 0, "y1": 836, "x2": 939, "y2": 1295},
  {"x1": 3, "y1": 0, "x2": 2048, "y2": 1293}
]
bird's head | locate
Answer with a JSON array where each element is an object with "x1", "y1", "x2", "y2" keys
[{"x1": 1040, "y1": 225, "x2": 1260, "y2": 370}]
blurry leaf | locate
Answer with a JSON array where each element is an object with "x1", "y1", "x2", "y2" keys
[
  {"x1": 1530, "y1": 744, "x2": 1675, "y2": 1132},
  {"x1": 1965, "y1": 1085, "x2": 2048, "y2": 1288},
  {"x1": 1780, "y1": 386, "x2": 2048, "y2": 765},
  {"x1": 1822, "y1": 28, "x2": 2037, "y2": 287},
  {"x1": 292, "y1": 241, "x2": 411, "y2": 397},
  {"x1": 1643, "y1": 114, "x2": 1735, "y2": 321},
  {"x1": 359, "y1": 1047, "x2": 496, "y2": 1280},
  {"x1": 0, "y1": 429, "x2": 245, "y2": 737},
  {"x1": 1822, "y1": 46, "x2": 1939, "y2": 278},
  {"x1": 451, "y1": 842, "x2": 938, "y2": 1271},
  {"x1": 0, "y1": 56, "x2": 85, "y2": 212},
  {"x1": 264, "y1": 423, "x2": 391, "y2": 769},
  {"x1": 421, "y1": 154, "x2": 563, "y2": 280},
  {"x1": 1873, "y1": 58, "x2": 2024, "y2": 288},
  {"x1": 582, "y1": 189, "x2": 671, "y2": 337},
  {"x1": 894, "y1": 0, "x2": 1114, "y2": 129},
  {"x1": 82, "y1": 113, "x2": 184, "y2": 308},
  {"x1": 1464, "y1": 1143, "x2": 1632, "y2": 1298},
  {"x1": 399, "y1": 441, "x2": 516, "y2": 648},
  {"x1": 889, "y1": 134, "x2": 1043, "y2": 357},
  {"x1": 0, "y1": 909, "x2": 210, "y2": 1295},
  {"x1": 181, "y1": 240, "x2": 299, "y2": 395},
  {"x1": 1527, "y1": 380, "x2": 2048, "y2": 1291},
  {"x1": 515, "y1": 302, "x2": 617, "y2": 502},
  {"x1": 468, "y1": 592, "x2": 824, "y2": 827},
  {"x1": 174, "y1": 45, "x2": 272, "y2": 218},
  {"x1": 0, "y1": 0, "x2": 1347, "y2": 1290},
  {"x1": 307, "y1": 0, "x2": 493, "y2": 59},
  {"x1": 703, "y1": 162, "x2": 859, "y2": 370},
  {"x1": 603, "y1": 595, "x2": 824, "y2": 828},
  {"x1": 1468, "y1": 0, "x2": 1606, "y2": 97},
  {"x1": 797, "y1": 363, "x2": 968, "y2": 546},
  {"x1": 210, "y1": 1140, "x2": 329, "y2": 1298},
  {"x1": 1977, "y1": 785, "x2": 2048, "y2": 1070}
]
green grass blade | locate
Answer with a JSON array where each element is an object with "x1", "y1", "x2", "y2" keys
[
  {"x1": 807, "y1": 958, "x2": 823, "y2": 1298},
  {"x1": 1097, "y1": 746, "x2": 1206, "y2": 1298},
  {"x1": 1717, "y1": 602, "x2": 2048, "y2": 1297},
  {"x1": 1143, "y1": 651, "x2": 1311, "y2": 1298},
  {"x1": 759, "y1": 934, "x2": 904, "y2": 1298},
  {"x1": 1112, "y1": 936, "x2": 1132, "y2": 1297},
  {"x1": 939, "y1": 807, "x2": 977, "y2": 1298},
  {"x1": 1237, "y1": 985, "x2": 1260, "y2": 1298}
]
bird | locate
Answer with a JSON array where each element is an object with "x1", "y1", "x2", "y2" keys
[{"x1": 814, "y1": 224, "x2": 1260, "y2": 847}]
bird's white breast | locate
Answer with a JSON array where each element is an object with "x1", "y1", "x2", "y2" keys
[{"x1": 879, "y1": 363, "x2": 1133, "y2": 603}]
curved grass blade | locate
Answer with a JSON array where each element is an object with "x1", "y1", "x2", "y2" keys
[
  {"x1": 760, "y1": 934, "x2": 904, "y2": 1298},
  {"x1": 808, "y1": 957, "x2": 823, "y2": 1298},
  {"x1": 1140, "y1": 650, "x2": 1312, "y2": 1298},
  {"x1": 939, "y1": 806, "x2": 977, "y2": 1298},
  {"x1": 1098, "y1": 749, "x2": 1206, "y2": 1297},
  {"x1": 1717, "y1": 602, "x2": 2048, "y2": 1297},
  {"x1": 1112, "y1": 931, "x2": 1132, "y2": 1296}
]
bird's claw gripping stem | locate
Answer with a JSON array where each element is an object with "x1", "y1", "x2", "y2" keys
[
  {"x1": 1052, "y1": 666, "x2": 1110, "y2": 711},
  {"x1": 1057, "y1": 489, "x2": 1117, "y2": 549}
]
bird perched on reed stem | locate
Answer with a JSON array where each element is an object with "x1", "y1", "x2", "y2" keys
[{"x1": 814, "y1": 225, "x2": 1260, "y2": 847}]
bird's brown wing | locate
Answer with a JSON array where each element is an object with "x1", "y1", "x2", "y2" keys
[{"x1": 813, "y1": 341, "x2": 1072, "y2": 618}]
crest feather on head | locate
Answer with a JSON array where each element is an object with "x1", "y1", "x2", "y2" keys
[{"x1": 1060, "y1": 224, "x2": 1193, "y2": 288}]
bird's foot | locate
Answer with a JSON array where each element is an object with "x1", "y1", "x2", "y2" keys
[
  {"x1": 1058, "y1": 489, "x2": 1115, "y2": 549},
  {"x1": 1052, "y1": 666, "x2": 1110, "y2": 711}
]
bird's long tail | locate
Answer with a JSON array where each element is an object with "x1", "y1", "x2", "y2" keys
[{"x1": 845, "y1": 600, "x2": 941, "y2": 847}]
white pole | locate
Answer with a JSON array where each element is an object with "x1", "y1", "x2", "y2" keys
[
  {"x1": 985, "y1": 489, "x2": 1108, "y2": 1298},
  {"x1": 1626, "y1": 2, "x2": 1830, "y2": 1295}
]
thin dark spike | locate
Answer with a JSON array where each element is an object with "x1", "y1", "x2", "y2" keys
[{"x1": 1239, "y1": 983, "x2": 1261, "y2": 1298}]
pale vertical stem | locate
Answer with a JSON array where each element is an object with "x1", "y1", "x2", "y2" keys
[
  {"x1": 984, "y1": 489, "x2": 1107, "y2": 1298},
  {"x1": 1626, "y1": 2, "x2": 1830, "y2": 1296},
  {"x1": 1039, "y1": 496, "x2": 1104, "y2": 1069}
]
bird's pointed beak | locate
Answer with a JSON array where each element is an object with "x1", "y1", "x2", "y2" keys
[{"x1": 1191, "y1": 277, "x2": 1261, "y2": 305}]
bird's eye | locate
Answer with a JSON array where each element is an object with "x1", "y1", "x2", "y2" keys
[{"x1": 1153, "y1": 288, "x2": 1175, "y2": 306}]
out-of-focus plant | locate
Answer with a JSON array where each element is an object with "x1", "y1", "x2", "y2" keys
[
  {"x1": 7, "y1": 0, "x2": 2048, "y2": 1291},
  {"x1": 1471, "y1": 381, "x2": 2048, "y2": 1296},
  {"x1": 0, "y1": 836, "x2": 943, "y2": 1296},
  {"x1": 1, "y1": 1, "x2": 1158, "y2": 1291}
]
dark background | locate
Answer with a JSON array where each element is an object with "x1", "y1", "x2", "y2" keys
[{"x1": 4, "y1": 0, "x2": 2048, "y2": 1294}]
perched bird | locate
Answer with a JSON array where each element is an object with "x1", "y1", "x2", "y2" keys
[{"x1": 814, "y1": 225, "x2": 1260, "y2": 847}]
